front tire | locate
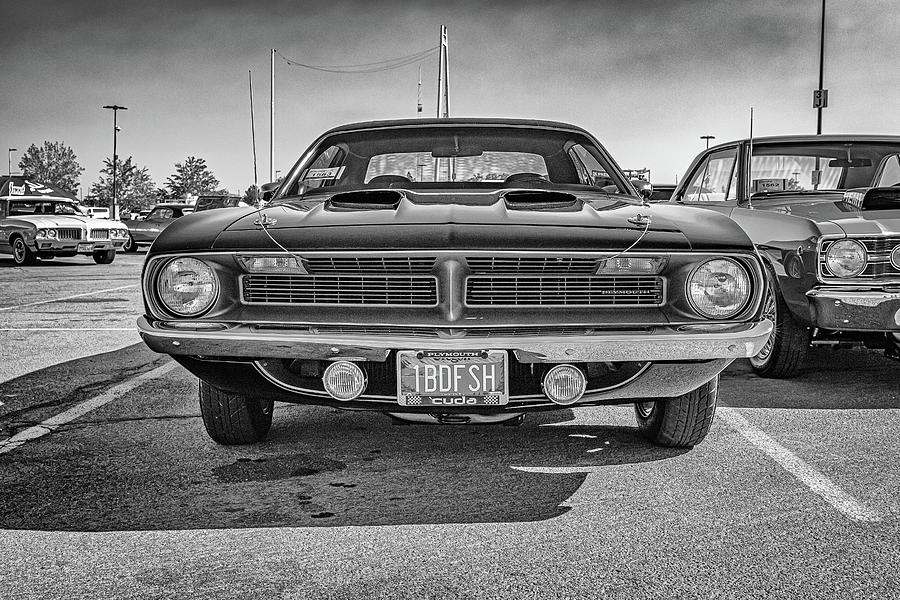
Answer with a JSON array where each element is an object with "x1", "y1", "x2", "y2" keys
[
  {"x1": 634, "y1": 376, "x2": 718, "y2": 448},
  {"x1": 199, "y1": 380, "x2": 274, "y2": 445},
  {"x1": 123, "y1": 234, "x2": 138, "y2": 253},
  {"x1": 92, "y1": 249, "x2": 116, "y2": 264},
  {"x1": 749, "y1": 274, "x2": 809, "y2": 379},
  {"x1": 11, "y1": 237, "x2": 38, "y2": 265}
]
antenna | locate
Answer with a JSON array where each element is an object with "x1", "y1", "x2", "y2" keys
[
  {"x1": 249, "y1": 70, "x2": 258, "y2": 192},
  {"x1": 746, "y1": 107, "x2": 754, "y2": 207}
]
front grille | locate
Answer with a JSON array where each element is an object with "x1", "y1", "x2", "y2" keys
[
  {"x1": 282, "y1": 325, "x2": 594, "y2": 338},
  {"x1": 466, "y1": 275, "x2": 664, "y2": 306},
  {"x1": 242, "y1": 274, "x2": 438, "y2": 306},
  {"x1": 57, "y1": 228, "x2": 82, "y2": 240},
  {"x1": 304, "y1": 256, "x2": 436, "y2": 274},
  {"x1": 821, "y1": 237, "x2": 900, "y2": 280},
  {"x1": 466, "y1": 256, "x2": 599, "y2": 274},
  {"x1": 89, "y1": 229, "x2": 109, "y2": 240}
]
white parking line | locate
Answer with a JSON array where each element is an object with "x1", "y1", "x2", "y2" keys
[
  {"x1": 0, "y1": 361, "x2": 178, "y2": 455},
  {"x1": 0, "y1": 284, "x2": 138, "y2": 312},
  {"x1": 718, "y1": 407, "x2": 881, "y2": 523}
]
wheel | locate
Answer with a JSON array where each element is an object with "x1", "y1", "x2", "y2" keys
[
  {"x1": 92, "y1": 249, "x2": 116, "y2": 264},
  {"x1": 123, "y1": 234, "x2": 138, "y2": 253},
  {"x1": 11, "y1": 236, "x2": 38, "y2": 265},
  {"x1": 199, "y1": 380, "x2": 274, "y2": 444},
  {"x1": 634, "y1": 376, "x2": 718, "y2": 448},
  {"x1": 748, "y1": 272, "x2": 810, "y2": 378}
]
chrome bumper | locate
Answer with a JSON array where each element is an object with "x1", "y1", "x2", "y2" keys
[
  {"x1": 33, "y1": 239, "x2": 123, "y2": 253},
  {"x1": 807, "y1": 287, "x2": 900, "y2": 331},
  {"x1": 137, "y1": 316, "x2": 773, "y2": 364}
]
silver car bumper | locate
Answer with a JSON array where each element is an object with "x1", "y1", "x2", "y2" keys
[
  {"x1": 137, "y1": 316, "x2": 773, "y2": 363},
  {"x1": 807, "y1": 287, "x2": 900, "y2": 331}
]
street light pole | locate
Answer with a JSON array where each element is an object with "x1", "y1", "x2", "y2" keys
[
  {"x1": 102, "y1": 105, "x2": 127, "y2": 220},
  {"x1": 816, "y1": 0, "x2": 826, "y2": 134},
  {"x1": 7, "y1": 148, "x2": 16, "y2": 176},
  {"x1": 701, "y1": 135, "x2": 715, "y2": 149}
]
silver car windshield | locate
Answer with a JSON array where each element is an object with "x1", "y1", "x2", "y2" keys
[{"x1": 9, "y1": 200, "x2": 81, "y2": 216}]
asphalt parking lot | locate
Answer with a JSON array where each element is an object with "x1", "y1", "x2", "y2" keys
[{"x1": 1, "y1": 252, "x2": 898, "y2": 599}]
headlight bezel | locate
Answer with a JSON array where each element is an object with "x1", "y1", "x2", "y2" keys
[
  {"x1": 36, "y1": 228, "x2": 58, "y2": 239},
  {"x1": 154, "y1": 256, "x2": 220, "y2": 318},
  {"x1": 686, "y1": 257, "x2": 754, "y2": 320},
  {"x1": 824, "y1": 238, "x2": 867, "y2": 279}
]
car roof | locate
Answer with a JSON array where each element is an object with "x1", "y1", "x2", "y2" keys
[
  {"x1": 707, "y1": 134, "x2": 900, "y2": 153},
  {"x1": 320, "y1": 117, "x2": 593, "y2": 137}
]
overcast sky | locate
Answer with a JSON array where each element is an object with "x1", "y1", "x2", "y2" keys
[{"x1": 1, "y1": 0, "x2": 898, "y2": 197}]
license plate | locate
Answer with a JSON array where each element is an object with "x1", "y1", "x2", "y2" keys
[
  {"x1": 397, "y1": 350, "x2": 508, "y2": 407},
  {"x1": 77, "y1": 243, "x2": 93, "y2": 252}
]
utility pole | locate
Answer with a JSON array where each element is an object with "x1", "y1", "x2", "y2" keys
[
  {"x1": 7, "y1": 148, "x2": 16, "y2": 176},
  {"x1": 814, "y1": 0, "x2": 827, "y2": 134},
  {"x1": 102, "y1": 105, "x2": 127, "y2": 220},
  {"x1": 436, "y1": 26, "x2": 449, "y2": 118},
  {"x1": 270, "y1": 48, "x2": 276, "y2": 183},
  {"x1": 417, "y1": 66, "x2": 423, "y2": 116}
]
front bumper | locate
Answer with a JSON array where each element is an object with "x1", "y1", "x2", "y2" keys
[
  {"x1": 137, "y1": 316, "x2": 773, "y2": 363},
  {"x1": 807, "y1": 287, "x2": 900, "y2": 331},
  {"x1": 33, "y1": 239, "x2": 123, "y2": 253}
]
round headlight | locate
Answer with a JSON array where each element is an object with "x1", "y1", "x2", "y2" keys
[
  {"x1": 156, "y1": 257, "x2": 219, "y2": 316},
  {"x1": 687, "y1": 258, "x2": 752, "y2": 319},
  {"x1": 825, "y1": 239, "x2": 867, "y2": 278},
  {"x1": 47, "y1": 229, "x2": 57, "y2": 239},
  {"x1": 36, "y1": 229, "x2": 47, "y2": 238}
]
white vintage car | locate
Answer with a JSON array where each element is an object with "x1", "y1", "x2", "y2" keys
[{"x1": 0, "y1": 177, "x2": 129, "y2": 265}]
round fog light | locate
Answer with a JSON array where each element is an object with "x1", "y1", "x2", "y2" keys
[
  {"x1": 323, "y1": 361, "x2": 367, "y2": 401},
  {"x1": 542, "y1": 365, "x2": 587, "y2": 405}
]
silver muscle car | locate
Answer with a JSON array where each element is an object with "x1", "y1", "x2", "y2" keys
[{"x1": 0, "y1": 177, "x2": 129, "y2": 265}]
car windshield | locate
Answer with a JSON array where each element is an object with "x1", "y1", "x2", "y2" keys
[
  {"x1": 8, "y1": 200, "x2": 81, "y2": 216},
  {"x1": 277, "y1": 125, "x2": 630, "y2": 197},
  {"x1": 750, "y1": 141, "x2": 900, "y2": 194}
]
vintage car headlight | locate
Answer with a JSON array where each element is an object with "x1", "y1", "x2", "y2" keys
[
  {"x1": 36, "y1": 228, "x2": 58, "y2": 239},
  {"x1": 687, "y1": 258, "x2": 752, "y2": 319},
  {"x1": 111, "y1": 228, "x2": 129, "y2": 239},
  {"x1": 825, "y1": 239, "x2": 867, "y2": 278},
  {"x1": 156, "y1": 257, "x2": 219, "y2": 317}
]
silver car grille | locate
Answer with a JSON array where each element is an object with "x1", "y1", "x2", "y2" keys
[
  {"x1": 304, "y1": 256, "x2": 436, "y2": 274},
  {"x1": 821, "y1": 237, "x2": 900, "y2": 280},
  {"x1": 89, "y1": 229, "x2": 109, "y2": 240},
  {"x1": 466, "y1": 256, "x2": 600, "y2": 274},
  {"x1": 242, "y1": 274, "x2": 438, "y2": 306},
  {"x1": 57, "y1": 228, "x2": 82, "y2": 240},
  {"x1": 466, "y1": 275, "x2": 664, "y2": 306}
]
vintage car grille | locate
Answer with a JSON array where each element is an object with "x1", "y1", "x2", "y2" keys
[
  {"x1": 242, "y1": 274, "x2": 438, "y2": 306},
  {"x1": 821, "y1": 237, "x2": 900, "y2": 280},
  {"x1": 89, "y1": 229, "x2": 109, "y2": 240},
  {"x1": 466, "y1": 256, "x2": 600, "y2": 274},
  {"x1": 57, "y1": 228, "x2": 82, "y2": 240},
  {"x1": 261, "y1": 325, "x2": 597, "y2": 338},
  {"x1": 304, "y1": 256, "x2": 436, "y2": 274},
  {"x1": 466, "y1": 275, "x2": 664, "y2": 306}
]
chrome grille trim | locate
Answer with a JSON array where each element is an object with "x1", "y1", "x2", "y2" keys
[
  {"x1": 89, "y1": 229, "x2": 109, "y2": 240},
  {"x1": 465, "y1": 275, "x2": 665, "y2": 307},
  {"x1": 819, "y1": 236, "x2": 900, "y2": 282},
  {"x1": 466, "y1": 256, "x2": 600, "y2": 274},
  {"x1": 57, "y1": 228, "x2": 82, "y2": 240},
  {"x1": 254, "y1": 325, "x2": 598, "y2": 338},
  {"x1": 241, "y1": 274, "x2": 438, "y2": 306},
  {"x1": 304, "y1": 256, "x2": 436, "y2": 274}
]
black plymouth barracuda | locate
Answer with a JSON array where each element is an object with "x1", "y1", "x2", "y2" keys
[
  {"x1": 138, "y1": 118, "x2": 772, "y2": 448},
  {"x1": 671, "y1": 135, "x2": 900, "y2": 378},
  {"x1": 0, "y1": 176, "x2": 128, "y2": 264}
]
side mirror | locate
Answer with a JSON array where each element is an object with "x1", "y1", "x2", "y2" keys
[
  {"x1": 259, "y1": 181, "x2": 280, "y2": 202},
  {"x1": 631, "y1": 179, "x2": 653, "y2": 200}
]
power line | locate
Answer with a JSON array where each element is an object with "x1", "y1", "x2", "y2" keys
[{"x1": 277, "y1": 46, "x2": 439, "y2": 74}]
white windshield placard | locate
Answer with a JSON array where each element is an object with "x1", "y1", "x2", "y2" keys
[{"x1": 306, "y1": 166, "x2": 345, "y2": 180}]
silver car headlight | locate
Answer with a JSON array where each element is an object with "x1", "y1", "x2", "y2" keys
[
  {"x1": 37, "y1": 228, "x2": 58, "y2": 239},
  {"x1": 825, "y1": 239, "x2": 867, "y2": 278},
  {"x1": 156, "y1": 257, "x2": 219, "y2": 317},
  {"x1": 687, "y1": 258, "x2": 752, "y2": 319}
]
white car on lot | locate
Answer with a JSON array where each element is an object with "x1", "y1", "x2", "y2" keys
[{"x1": 0, "y1": 176, "x2": 129, "y2": 265}]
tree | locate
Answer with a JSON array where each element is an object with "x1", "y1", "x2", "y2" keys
[
  {"x1": 242, "y1": 184, "x2": 259, "y2": 205},
  {"x1": 166, "y1": 156, "x2": 220, "y2": 198},
  {"x1": 89, "y1": 156, "x2": 157, "y2": 214},
  {"x1": 18, "y1": 141, "x2": 85, "y2": 195}
]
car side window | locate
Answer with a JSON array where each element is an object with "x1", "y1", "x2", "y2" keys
[
  {"x1": 875, "y1": 154, "x2": 900, "y2": 187},
  {"x1": 567, "y1": 144, "x2": 619, "y2": 190},
  {"x1": 0, "y1": 201, "x2": 5, "y2": 218},
  {"x1": 300, "y1": 145, "x2": 347, "y2": 190},
  {"x1": 683, "y1": 149, "x2": 738, "y2": 203}
]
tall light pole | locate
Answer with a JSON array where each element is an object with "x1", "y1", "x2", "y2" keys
[
  {"x1": 701, "y1": 135, "x2": 715, "y2": 149},
  {"x1": 102, "y1": 104, "x2": 127, "y2": 219},
  {"x1": 815, "y1": 0, "x2": 827, "y2": 134},
  {"x1": 7, "y1": 148, "x2": 16, "y2": 176}
]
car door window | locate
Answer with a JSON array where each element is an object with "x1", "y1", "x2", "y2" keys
[
  {"x1": 875, "y1": 154, "x2": 900, "y2": 187},
  {"x1": 683, "y1": 149, "x2": 738, "y2": 203}
]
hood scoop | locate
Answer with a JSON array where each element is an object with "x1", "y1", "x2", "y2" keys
[
  {"x1": 326, "y1": 190, "x2": 403, "y2": 211},
  {"x1": 503, "y1": 190, "x2": 580, "y2": 211},
  {"x1": 843, "y1": 187, "x2": 900, "y2": 211}
]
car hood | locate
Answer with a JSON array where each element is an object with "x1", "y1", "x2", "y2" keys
[
  {"x1": 151, "y1": 190, "x2": 755, "y2": 253},
  {"x1": 9, "y1": 214, "x2": 123, "y2": 229},
  {"x1": 755, "y1": 194, "x2": 900, "y2": 236}
]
